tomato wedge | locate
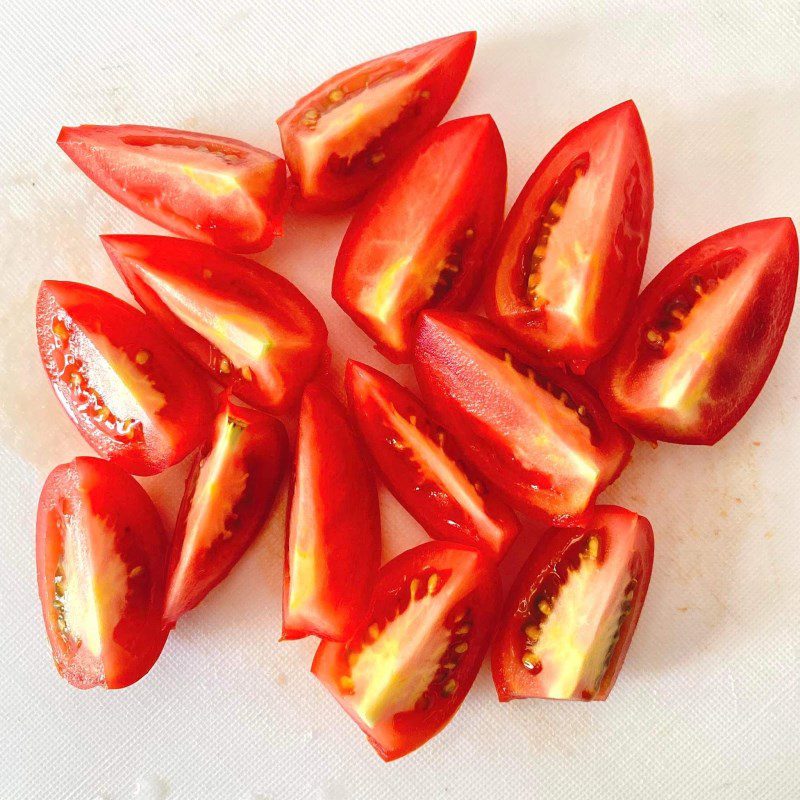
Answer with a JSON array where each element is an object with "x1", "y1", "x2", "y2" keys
[
  {"x1": 36, "y1": 457, "x2": 168, "y2": 689},
  {"x1": 591, "y1": 218, "x2": 799, "y2": 444},
  {"x1": 103, "y1": 235, "x2": 328, "y2": 414},
  {"x1": 58, "y1": 125, "x2": 287, "y2": 253},
  {"x1": 333, "y1": 115, "x2": 506, "y2": 361},
  {"x1": 492, "y1": 505, "x2": 653, "y2": 702},
  {"x1": 312, "y1": 541, "x2": 500, "y2": 761},
  {"x1": 164, "y1": 394, "x2": 288, "y2": 624},
  {"x1": 412, "y1": 311, "x2": 632, "y2": 521},
  {"x1": 485, "y1": 101, "x2": 653, "y2": 372},
  {"x1": 36, "y1": 281, "x2": 214, "y2": 476},
  {"x1": 277, "y1": 32, "x2": 476, "y2": 211},
  {"x1": 283, "y1": 383, "x2": 381, "y2": 641},
  {"x1": 345, "y1": 360, "x2": 519, "y2": 559}
]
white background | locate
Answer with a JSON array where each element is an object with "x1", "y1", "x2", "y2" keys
[{"x1": 1, "y1": 1, "x2": 799, "y2": 798}]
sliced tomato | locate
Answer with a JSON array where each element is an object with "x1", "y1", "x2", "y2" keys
[
  {"x1": 103, "y1": 235, "x2": 328, "y2": 414},
  {"x1": 283, "y1": 383, "x2": 381, "y2": 641},
  {"x1": 277, "y1": 32, "x2": 476, "y2": 211},
  {"x1": 36, "y1": 457, "x2": 168, "y2": 689},
  {"x1": 333, "y1": 115, "x2": 506, "y2": 361},
  {"x1": 591, "y1": 218, "x2": 799, "y2": 444},
  {"x1": 492, "y1": 505, "x2": 653, "y2": 702},
  {"x1": 485, "y1": 101, "x2": 653, "y2": 372},
  {"x1": 412, "y1": 311, "x2": 632, "y2": 521},
  {"x1": 36, "y1": 281, "x2": 214, "y2": 476},
  {"x1": 164, "y1": 394, "x2": 288, "y2": 623},
  {"x1": 345, "y1": 360, "x2": 519, "y2": 559},
  {"x1": 58, "y1": 125, "x2": 287, "y2": 253},
  {"x1": 313, "y1": 541, "x2": 500, "y2": 761}
]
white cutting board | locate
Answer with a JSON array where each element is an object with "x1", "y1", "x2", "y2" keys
[{"x1": 1, "y1": 1, "x2": 798, "y2": 797}]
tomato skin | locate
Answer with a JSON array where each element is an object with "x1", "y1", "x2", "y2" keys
[
  {"x1": 492, "y1": 505, "x2": 653, "y2": 702},
  {"x1": 36, "y1": 457, "x2": 168, "y2": 689},
  {"x1": 58, "y1": 125, "x2": 287, "y2": 253},
  {"x1": 412, "y1": 310, "x2": 633, "y2": 522},
  {"x1": 345, "y1": 360, "x2": 519, "y2": 559},
  {"x1": 277, "y1": 32, "x2": 476, "y2": 211},
  {"x1": 36, "y1": 281, "x2": 214, "y2": 476},
  {"x1": 103, "y1": 234, "x2": 328, "y2": 414},
  {"x1": 591, "y1": 218, "x2": 799, "y2": 444},
  {"x1": 485, "y1": 101, "x2": 653, "y2": 372},
  {"x1": 164, "y1": 394, "x2": 288, "y2": 624},
  {"x1": 283, "y1": 383, "x2": 381, "y2": 641},
  {"x1": 333, "y1": 115, "x2": 507, "y2": 362},
  {"x1": 312, "y1": 541, "x2": 500, "y2": 761}
]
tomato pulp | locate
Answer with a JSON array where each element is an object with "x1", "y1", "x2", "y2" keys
[
  {"x1": 333, "y1": 115, "x2": 506, "y2": 361},
  {"x1": 313, "y1": 542, "x2": 500, "y2": 760},
  {"x1": 486, "y1": 101, "x2": 653, "y2": 372},
  {"x1": 37, "y1": 457, "x2": 168, "y2": 689},
  {"x1": 277, "y1": 32, "x2": 476, "y2": 211},
  {"x1": 413, "y1": 311, "x2": 633, "y2": 521},
  {"x1": 492, "y1": 505, "x2": 653, "y2": 701},
  {"x1": 104, "y1": 234, "x2": 328, "y2": 414},
  {"x1": 58, "y1": 125, "x2": 287, "y2": 253},
  {"x1": 592, "y1": 218, "x2": 798, "y2": 443},
  {"x1": 164, "y1": 394, "x2": 289, "y2": 623},
  {"x1": 36, "y1": 280, "x2": 214, "y2": 475}
]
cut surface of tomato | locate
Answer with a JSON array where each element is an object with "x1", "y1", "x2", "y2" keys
[
  {"x1": 36, "y1": 457, "x2": 168, "y2": 689},
  {"x1": 36, "y1": 280, "x2": 214, "y2": 476},
  {"x1": 333, "y1": 115, "x2": 506, "y2": 361},
  {"x1": 277, "y1": 32, "x2": 476, "y2": 211},
  {"x1": 485, "y1": 101, "x2": 653, "y2": 372},
  {"x1": 492, "y1": 505, "x2": 653, "y2": 702},
  {"x1": 164, "y1": 394, "x2": 288, "y2": 623},
  {"x1": 412, "y1": 311, "x2": 632, "y2": 521},
  {"x1": 58, "y1": 125, "x2": 287, "y2": 253},
  {"x1": 313, "y1": 541, "x2": 500, "y2": 761},
  {"x1": 591, "y1": 218, "x2": 798, "y2": 444},
  {"x1": 103, "y1": 235, "x2": 328, "y2": 414},
  {"x1": 283, "y1": 383, "x2": 381, "y2": 641},
  {"x1": 346, "y1": 360, "x2": 519, "y2": 559}
]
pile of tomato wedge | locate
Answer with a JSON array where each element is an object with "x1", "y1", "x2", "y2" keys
[{"x1": 36, "y1": 31, "x2": 797, "y2": 761}]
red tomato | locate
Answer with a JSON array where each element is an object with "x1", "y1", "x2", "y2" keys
[
  {"x1": 313, "y1": 541, "x2": 500, "y2": 761},
  {"x1": 333, "y1": 115, "x2": 507, "y2": 361},
  {"x1": 277, "y1": 32, "x2": 476, "y2": 211},
  {"x1": 103, "y1": 235, "x2": 328, "y2": 414},
  {"x1": 345, "y1": 360, "x2": 519, "y2": 559},
  {"x1": 36, "y1": 281, "x2": 214, "y2": 476},
  {"x1": 283, "y1": 383, "x2": 381, "y2": 641},
  {"x1": 485, "y1": 101, "x2": 653, "y2": 372},
  {"x1": 492, "y1": 505, "x2": 653, "y2": 701},
  {"x1": 591, "y1": 218, "x2": 799, "y2": 444},
  {"x1": 36, "y1": 457, "x2": 168, "y2": 689},
  {"x1": 412, "y1": 311, "x2": 632, "y2": 521},
  {"x1": 164, "y1": 394, "x2": 289, "y2": 624},
  {"x1": 58, "y1": 125, "x2": 287, "y2": 253}
]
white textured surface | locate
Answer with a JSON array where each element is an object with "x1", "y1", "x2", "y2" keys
[{"x1": 1, "y1": 1, "x2": 799, "y2": 797}]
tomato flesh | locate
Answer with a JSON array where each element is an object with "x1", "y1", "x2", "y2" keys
[
  {"x1": 592, "y1": 218, "x2": 799, "y2": 444},
  {"x1": 277, "y1": 32, "x2": 476, "y2": 211},
  {"x1": 103, "y1": 234, "x2": 328, "y2": 414},
  {"x1": 164, "y1": 394, "x2": 288, "y2": 623},
  {"x1": 333, "y1": 115, "x2": 506, "y2": 361},
  {"x1": 36, "y1": 457, "x2": 168, "y2": 689},
  {"x1": 36, "y1": 281, "x2": 214, "y2": 475},
  {"x1": 492, "y1": 505, "x2": 653, "y2": 701},
  {"x1": 412, "y1": 311, "x2": 633, "y2": 521},
  {"x1": 283, "y1": 383, "x2": 381, "y2": 641},
  {"x1": 485, "y1": 101, "x2": 653, "y2": 372},
  {"x1": 58, "y1": 125, "x2": 287, "y2": 253},
  {"x1": 346, "y1": 360, "x2": 519, "y2": 559},
  {"x1": 313, "y1": 542, "x2": 500, "y2": 761}
]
